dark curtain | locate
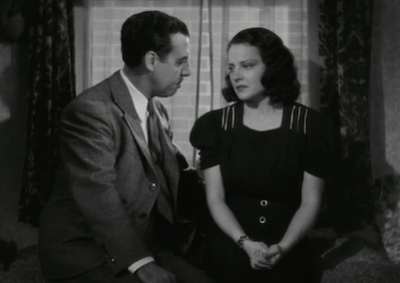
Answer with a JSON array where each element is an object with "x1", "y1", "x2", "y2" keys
[
  {"x1": 318, "y1": 0, "x2": 375, "y2": 230},
  {"x1": 19, "y1": 0, "x2": 76, "y2": 227}
]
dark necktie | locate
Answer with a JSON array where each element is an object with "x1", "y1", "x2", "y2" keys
[
  {"x1": 147, "y1": 100, "x2": 174, "y2": 224},
  {"x1": 147, "y1": 100, "x2": 163, "y2": 165}
]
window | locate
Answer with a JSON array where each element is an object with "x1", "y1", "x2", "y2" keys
[{"x1": 75, "y1": 0, "x2": 318, "y2": 163}]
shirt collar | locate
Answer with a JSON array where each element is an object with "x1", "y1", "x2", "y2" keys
[{"x1": 120, "y1": 69, "x2": 149, "y2": 122}]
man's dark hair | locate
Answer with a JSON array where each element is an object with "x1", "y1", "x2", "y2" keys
[
  {"x1": 222, "y1": 28, "x2": 300, "y2": 104},
  {"x1": 121, "y1": 11, "x2": 189, "y2": 67}
]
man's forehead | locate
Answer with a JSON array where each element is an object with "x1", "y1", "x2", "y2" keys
[{"x1": 169, "y1": 33, "x2": 190, "y2": 54}]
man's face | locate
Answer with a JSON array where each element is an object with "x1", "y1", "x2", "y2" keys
[{"x1": 152, "y1": 33, "x2": 191, "y2": 98}]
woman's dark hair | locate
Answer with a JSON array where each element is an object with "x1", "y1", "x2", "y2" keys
[
  {"x1": 121, "y1": 11, "x2": 189, "y2": 67},
  {"x1": 222, "y1": 28, "x2": 300, "y2": 104}
]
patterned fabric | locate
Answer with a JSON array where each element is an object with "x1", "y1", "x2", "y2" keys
[
  {"x1": 318, "y1": 0, "x2": 375, "y2": 230},
  {"x1": 321, "y1": 246, "x2": 400, "y2": 283},
  {"x1": 310, "y1": 229, "x2": 400, "y2": 283},
  {"x1": 19, "y1": 0, "x2": 76, "y2": 227},
  {"x1": 0, "y1": 246, "x2": 45, "y2": 283},
  {"x1": 374, "y1": 174, "x2": 400, "y2": 265}
]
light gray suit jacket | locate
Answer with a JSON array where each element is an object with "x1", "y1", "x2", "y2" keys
[{"x1": 39, "y1": 71, "x2": 186, "y2": 279}]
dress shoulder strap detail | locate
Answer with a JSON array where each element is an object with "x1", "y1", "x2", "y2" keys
[
  {"x1": 288, "y1": 105, "x2": 309, "y2": 134},
  {"x1": 221, "y1": 104, "x2": 236, "y2": 131}
]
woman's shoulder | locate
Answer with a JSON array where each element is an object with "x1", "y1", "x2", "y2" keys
[
  {"x1": 286, "y1": 102, "x2": 320, "y2": 116},
  {"x1": 194, "y1": 102, "x2": 239, "y2": 128},
  {"x1": 190, "y1": 103, "x2": 240, "y2": 146},
  {"x1": 284, "y1": 102, "x2": 330, "y2": 133}
]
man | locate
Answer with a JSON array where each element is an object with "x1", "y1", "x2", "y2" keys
[{"x1": 39, "y1": 11, "x2": 213, "y2": 283}]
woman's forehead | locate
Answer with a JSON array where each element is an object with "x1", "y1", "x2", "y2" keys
[{"x1": 227, "y1": 44, "x2": 261, "y2": 62}]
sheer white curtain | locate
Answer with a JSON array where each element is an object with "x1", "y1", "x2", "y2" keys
[{"x1": 77, "y1": 0, "x2": 317, "y2": 163}]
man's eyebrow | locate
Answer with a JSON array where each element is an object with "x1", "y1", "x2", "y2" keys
[{"x1": 176, "y1": 56, "x2": 188, "y2": 61}]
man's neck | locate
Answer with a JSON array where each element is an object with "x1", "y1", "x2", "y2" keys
[{"x1": 122, "y1": 65, "x2": 153, "y2": 99}]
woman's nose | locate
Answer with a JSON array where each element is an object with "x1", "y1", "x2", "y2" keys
[{"x1": 232, "y1": 70, "x2": 243, "y2": 82}]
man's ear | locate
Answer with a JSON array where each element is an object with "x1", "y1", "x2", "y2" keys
[{"x1": 144, "y1": 51, "x2": 158, "y2": 72}]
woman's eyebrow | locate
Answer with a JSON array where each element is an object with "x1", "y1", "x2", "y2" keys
[{"x1": 227, "y1": 59, "x2": 258, "y2": 65}]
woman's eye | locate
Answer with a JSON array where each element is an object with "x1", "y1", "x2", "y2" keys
[{"x1": 243, "y1": 64, "x2": 253, "y2": 69}]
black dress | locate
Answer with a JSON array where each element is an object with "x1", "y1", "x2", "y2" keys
[{"x1": 190, "y1": 102, "x2": 332, "y2": 283}]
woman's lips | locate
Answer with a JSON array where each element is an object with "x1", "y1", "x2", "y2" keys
[{"x1": 235, "y1": 85, "x2": 247, "y2": 91}]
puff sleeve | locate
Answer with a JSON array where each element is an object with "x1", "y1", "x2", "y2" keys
[
  {"x1": 190, "y1": 111, "x2": 220, "y2": 170},
  {"x1": 303, "y1": 110, "x2": 334, "y2": 179}
]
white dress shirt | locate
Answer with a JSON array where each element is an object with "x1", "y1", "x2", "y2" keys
[
  {"x1": 120, "y1": 69, "x2": 155, "y2": 273},
  {"x1": 120, "y1": 69, "x2": 151, "y2": 143}
]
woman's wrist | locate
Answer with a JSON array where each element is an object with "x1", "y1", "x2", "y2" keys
[
  {"x1": 236, "y1": 235, "x2": 250, "y2": 249},
  {"x1": 277, "y1": 242, "x2": 289, "y2": 255}
]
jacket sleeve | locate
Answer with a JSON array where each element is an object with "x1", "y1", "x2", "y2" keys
[{"x1": 60, "y1": 98, "x2": 152, "y2": 275}]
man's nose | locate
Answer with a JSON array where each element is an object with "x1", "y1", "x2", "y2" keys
[{"x1": 182, "y1": 62, "x2": 191, "y2": 77}]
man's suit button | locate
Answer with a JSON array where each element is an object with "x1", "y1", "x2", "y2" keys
[
  {"x1": 149, "y1": 183, "x2": 157, "y2": 191},
  {"x1": 111, "y1": 258, "x2": 116, "y2": 263}
]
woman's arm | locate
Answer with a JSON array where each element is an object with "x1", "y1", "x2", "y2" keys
[
  {"x1": 204, "y1": 165, "x2": 269, "y2": 269},
  {"x1": 204, "y1": 165, "x2": 246, "y2": 242},
  {"x1": 264, "y1": 171, "x2": 324, "y2": 264}
]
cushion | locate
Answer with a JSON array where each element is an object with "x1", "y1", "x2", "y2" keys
[
  {"x1": 0, "y1": 245, "x2": 45, "y2": 283},
  {"x1": 374, "y1": 174, "x2": 400, "y2": 265}
]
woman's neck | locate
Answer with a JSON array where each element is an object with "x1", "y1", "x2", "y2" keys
[
  {"x1": 242, "y1": 97, "x2": 284, "y2": 131},
  {"x1": 243, "y1": 97, "x2": 282, "y2": 116}
]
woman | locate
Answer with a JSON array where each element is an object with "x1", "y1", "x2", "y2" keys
[{"x1": 190, "y1": 28, "x2": 332, "y2": 282}]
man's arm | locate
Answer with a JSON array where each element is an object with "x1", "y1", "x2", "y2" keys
[{"x1": 60, "y1": 98, "x2": 151, "y2": 274}]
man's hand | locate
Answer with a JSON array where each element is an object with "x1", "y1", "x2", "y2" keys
[{"x1": 136, "y1": 262, "x2": 177, "y2": 283}]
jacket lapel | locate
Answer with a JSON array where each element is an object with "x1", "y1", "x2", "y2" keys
[
  {"x1": 153, "y1": 102, "x2": 181, "y2": 213},
  {"x1": 108, "y1": 71, "x2": 180, "y2": 207},
  {"x1": 108, "y1": 72, "x2": 154, "y2": 168}
]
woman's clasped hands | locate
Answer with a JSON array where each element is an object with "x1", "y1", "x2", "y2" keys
[{"x1": 242, "y1": 240, "x2": 284, "y2": 270}]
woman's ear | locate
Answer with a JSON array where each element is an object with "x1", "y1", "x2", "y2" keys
[{"x1": 144, "y1": 51, "x2": 158, "y2": 72}]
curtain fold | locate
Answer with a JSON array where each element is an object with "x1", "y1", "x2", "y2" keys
[
  {"x1": 19, "y1": 0, "x2": 76, "y2": 227},
  {"x1": 318, "y1": 0, "x2": 374, "y2": 230},
  {"x1": 369, "y1": 0, "x2": 400, "y2": 264},
  {"x1": 370, "y1": 0, "x2": 400, "y2": 180}
]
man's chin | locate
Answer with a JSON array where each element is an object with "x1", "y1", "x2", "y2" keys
[{"x1": 158, "y1": 89, "x2": 178, "y2": 98}]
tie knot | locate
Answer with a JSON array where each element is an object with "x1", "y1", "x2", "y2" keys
[{"x1": 147, "y1": 100, "x2": 156, "y2": 116}]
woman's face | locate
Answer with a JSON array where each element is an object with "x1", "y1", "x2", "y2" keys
[{"x1": 227, "y1": 43, "x2": 266, "y2": 102}]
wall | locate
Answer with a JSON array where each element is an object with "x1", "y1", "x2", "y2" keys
[{"x1": 0, "y1": 42, "x2": 38, "y2": 249}]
